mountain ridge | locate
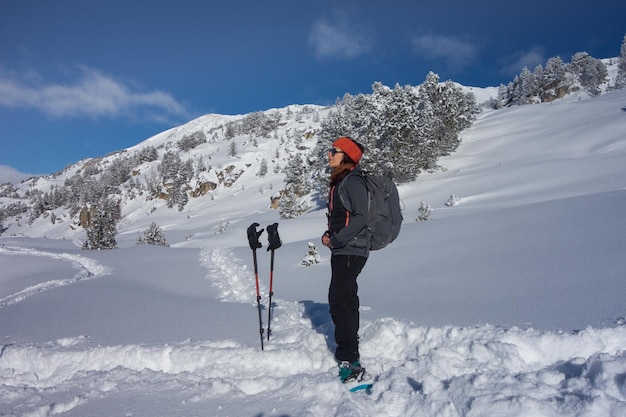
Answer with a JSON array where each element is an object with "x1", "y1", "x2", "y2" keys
[{"x1": 0, "y1": 57, "x2": 622, "y2": 244}]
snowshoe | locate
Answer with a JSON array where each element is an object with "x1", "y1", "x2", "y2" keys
[{"x1": 338, "y1": 361, "x2": 369, "y2": 383}]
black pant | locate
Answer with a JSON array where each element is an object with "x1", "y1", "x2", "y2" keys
[{"x1": 328, "y1": 255, "x2": 367, "y2": 363}]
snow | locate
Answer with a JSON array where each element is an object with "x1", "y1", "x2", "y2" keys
[{"x1": 2, "y1": 90, "x2": 626, "y2": 416}]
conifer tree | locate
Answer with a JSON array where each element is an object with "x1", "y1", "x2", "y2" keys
[
  {"x1": 515, "y1": 67, "x2": 538, "y2": 104},
  {"x1": 615, "y1": 34, "x2": 626, "y2": 89},
  {"x1": 377, "y1": 83, "x2": 425, "y2": 181},
  {"x1": 541, "y1": 56, "x2": 568, "y2": 100},
  {"x1": 278, "y1": 185, "x2": 307, "y2": 219},
  {"x1": 284, "y1": 154, "x2": 310, "y2": 195},
  {"x1": 569, "y1": 52, "x2": 608, "y2": 96},
  {"x1": 136, "y1": 222, "x2": 169, "y2": 246},
  {"x1": 82, "y1": 198, "x2": 120, "y2": 250}
]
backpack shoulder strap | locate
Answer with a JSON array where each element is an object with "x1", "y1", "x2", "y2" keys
[{"x1": 337, "y1": 169, "x2": 367, "y2": 213}]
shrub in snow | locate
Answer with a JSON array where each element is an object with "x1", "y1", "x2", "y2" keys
[
  {"x1": 301, "y1": 242, "x2": 321, "y2": 267},
  {"x1": 215, "y1": 219, "x2": 230, "y2": 234},
  {"x1": 136, "y1": 222, "x2": 169, "y2": 247},
  {"x1": 417, "y1": 201, "x2": 432, "y2": 221},
  {"x1": 445, "y1": 194, "x2": 459, "y2": 206}
]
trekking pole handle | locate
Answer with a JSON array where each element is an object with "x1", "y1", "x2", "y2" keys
[
  {"x1": 266, "y1": 222, "x2": 282, "y2": 251},
  {"x1": 247, "y1": 223, "x2": 264, "y2": 250}
]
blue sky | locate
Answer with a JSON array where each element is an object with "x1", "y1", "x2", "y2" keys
[{"x1": 1, "y1": 0, "x2": 625, "y2": 179}]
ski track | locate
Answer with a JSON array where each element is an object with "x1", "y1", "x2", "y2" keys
[
  {"x1": 1, "y1": 248, "x2": 625, "y2": 416},
  {"x1": 0, "y1": 246, "x2": 110, "y2": 308},
  {"x1": 199, "y1": 247, "x2": 258, "y2": 304}
]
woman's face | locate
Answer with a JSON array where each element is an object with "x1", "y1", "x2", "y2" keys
[{"x1": 328, "y1": 147, "x2": 344, "y2": 168}]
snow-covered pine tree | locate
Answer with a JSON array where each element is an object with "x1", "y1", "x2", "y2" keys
[
  {"x1": 196, "y1": 158, "x2": 207, "y2": 173},
  {"x1": 319, "y1": 93, "x2": 362, "y2": 142},
  {"x1": 238, "y1": 111, "x2": 281, "y2": 137},
  {"x1": 284, "y1": 153, "x2": 311, "y2": 196},
  {"x1": 225, "y1": 122, "x2": 236, "y2": 139},
  {"x1": 158, "y1": 152, "x2": 192, "y2": 211},
  {"x1": 532, "y1": 64, "x2": 544, "y2": 95},
  {"x1": 541, "y1": 56, "x2": 568, "y2": 100},
  {"x1": 136, "y1": 145, "x2": 158, "y2": 163},
  {"x1": 417, "y1": 201, "x2": 432, "y2": 221},
  {"x1": 342, "y1": 91, "x2": 380, "y2": 147},
  {"x1": 257, "y1": 158, "x2": 268, "y2": 177},
  {"x1": 310, "y1": 75, "x2": 478, "y2": 203},
  {"x1": 375, "y1": 82, "x2": 425, "y2": 181},
  {"x1": 278, "y1": 185, "x2": 307, "y2": 219},
  {"x1": 82, "y1": 198, "x2": 120, "y2": 250},
  {"x1": 136, "y1": 222, "x2": 168, "y2": 246},
  {"x1": 440, "y1": 80, "x2": 478, "y2": 152},
  {"x1": 569, "y1": 52, "x2": 608, "y2": 96},
  {"x1": 496, "y1": 84, "x2": 510, "y2": 108},
  {"x1": 509, "y1": 67, "x2": 536, "y2": 105},
  {"x1": 615, "y1": 34, "x2": 626, "y2": 90},
  {"x1": 420, "y1": 72, "x2": 478, "y2": 160},
  {"x1": 178, "y1": 131, "x2": 207, "y2": 151},
  {"x1": 101, "y1": 158, "x2": 127, "y2": 188}
]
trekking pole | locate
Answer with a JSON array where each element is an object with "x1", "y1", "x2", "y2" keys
[
  {"x1": 265, "y1": 223, "x2": 282, "y2": 341},
  {"x1": 247, "y1": 223, "x2": 265, "y2": 350}
]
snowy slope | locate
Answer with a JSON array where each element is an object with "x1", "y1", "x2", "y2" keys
[{"x1": 1, "y1": 90, "x2": 626, "y2": 416}]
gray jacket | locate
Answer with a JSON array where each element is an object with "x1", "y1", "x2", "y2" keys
[{"x1": 327, "y1": 166, "x2": 369, "y2": 257}]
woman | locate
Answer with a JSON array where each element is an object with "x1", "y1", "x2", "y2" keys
[{"x1": 321, "y1": 136, "x2": 370, "y2": 383}]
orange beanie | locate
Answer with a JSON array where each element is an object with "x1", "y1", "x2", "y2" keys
[{"x1": 332, "y1": 137, "x2": 363, "y2": 164}]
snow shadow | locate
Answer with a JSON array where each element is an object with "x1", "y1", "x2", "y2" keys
[
  {"x1": 300, "y1": 300, "x2": 335, "y2": 353},
  {"x1": 254, "y1": 414, "x2": 291, "y2": 417},
  {"x1": 407, "y1": 377, "x2": 424, "y2": 392}
]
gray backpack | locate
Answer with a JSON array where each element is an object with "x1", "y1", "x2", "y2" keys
[{"x1": 339, "y1": 171, "x2": 403, "y2": 250}]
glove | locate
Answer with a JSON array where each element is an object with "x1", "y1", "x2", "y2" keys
[
  {"x1": 266, "y1": 223, "x2": 282, "y2": 251},
  {"x1": 247, "y1": 223, "x2": 264, "y2": 250},
  {"x1": 321, "y1": 231, "x2": 333, "y2": 249}
]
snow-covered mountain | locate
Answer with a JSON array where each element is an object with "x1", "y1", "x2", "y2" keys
[
  {"x1": 0, "y1": 56, "x2": 620, "y2": 243},
  {"x1": 1, "y1": 67, "x2": 626, "y2": 416},
  {"x1": 0, "y1": 103, "x2": 331, "y2": 242}
]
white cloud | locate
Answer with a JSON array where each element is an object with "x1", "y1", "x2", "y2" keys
[
  {"x1": 0, "y1": 67, "x2": 191, "y2": 123},
  {"x1": 501, "y1": 47, "x2": 546, "y2": 76},
  {"x1": 0, "y1": 164, "x2": 34, "y2": 184},
  {"x1": 308, "y1": 20, "x2": 371, "y2": 60},
  {"x1": 412, "y1": 34, "x2": 478, "y2": 69}
]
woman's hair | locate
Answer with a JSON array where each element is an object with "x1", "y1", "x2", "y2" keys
[{"x1": 330, "y1": 161, "x2": 355, "y2": 186}]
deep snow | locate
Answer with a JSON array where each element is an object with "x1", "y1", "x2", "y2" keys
[{"x1": 1, "y1": 90, "x2": 626, "y2": 416}]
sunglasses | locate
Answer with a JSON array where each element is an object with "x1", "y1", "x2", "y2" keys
[{"x1": 328, "y1": 148, "x2": 344, "y2": 156}]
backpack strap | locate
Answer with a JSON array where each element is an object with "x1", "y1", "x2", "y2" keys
[{"x1": 336, "y1": 169, "x2": 366, "y2": 214}]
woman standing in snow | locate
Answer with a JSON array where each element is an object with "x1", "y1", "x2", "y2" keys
[{"x1": 321, "y1": 136, "x2": 369, "y2": 383}]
